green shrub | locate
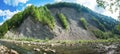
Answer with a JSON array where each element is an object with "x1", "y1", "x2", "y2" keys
[
  {"x1": 92, "y1": 30, "x2": 115, "y2": 39},
  {"x1": 0, "y1": 23, "x2": 8, "y2": 37},
  {"x1": 116, "y1": 24, "x2": 120, "y2": 31},
  {"x1": 92, "y1": 17, "x2": 105, "y2": 31},
  {"x1": 80, "y1": 18, "x2": 88, "y2": 29},
  {"x1": 92, "y1": 30, "x2": 104, "y2": 39},
  {"x1": 113, "y1": 24, "x2": 120, "y2": 34},
  {"x1": 57, "y1": 13, "x2": 69, "y2": 30},
  {"x1": 44, "y1": 37, "x2": 49, "y2": 42}
]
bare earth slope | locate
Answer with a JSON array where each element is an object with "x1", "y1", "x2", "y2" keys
[{"x1": 5, "y1": 7, "x2": 97, "y2": 40}]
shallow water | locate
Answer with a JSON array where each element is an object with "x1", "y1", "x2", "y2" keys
[{"x1": 0, "y1": 40, "x2": 120, "y2": 54}]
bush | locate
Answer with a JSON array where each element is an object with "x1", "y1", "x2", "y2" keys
[
  {"x1": 92, "y1": 30, "x2": 115, "y2": 39},
  {"x1": 57, "y1": 13, "x2": 69, "y2": 30},
  {"x1": 0, "y1": 23, "x2": 8, "y2": 37},
  {"x1": 80, "y1": 18, "x2": 88, "y2": 29},
  {"x1": 92, "y1": 17, "x2": 105, "y2": 31},
  {"x1": 113, "y1": 24, "x2": 120, "y2": 35},
  {"x1": 92, "y1": 30, "x2": 104, "y2": 39}
]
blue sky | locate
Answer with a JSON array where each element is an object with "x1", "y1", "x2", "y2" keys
[
  {"x1": 0, "y1": 0, "x2": 54, "y2": 24},
  {"x1": 0, "y1": 0, "x2": 119, "y2": 25}
]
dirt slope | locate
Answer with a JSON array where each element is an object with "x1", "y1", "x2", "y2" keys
[{"x1": 5, "y1": 7, "x2": 97, "y2": 40}]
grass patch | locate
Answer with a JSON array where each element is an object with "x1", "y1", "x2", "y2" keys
[
  {"x1": 92, "y1": 30, "x2": 118, "y2": 39},
  {"x1": 49, "y1": 39, "x2": 120, "y2": 44},
  {"x1": 57, "y1": 13, "x2": 69, "y2": 30},
  {"x1": 80, "y1": 17, "x2": 88, "y2": 30},
  {"x1": 3, "y1": 36, "x2": 47, "y2": 42},
  {"x1": 2, "y1": 36, "x2": 120, "y2": 44}
]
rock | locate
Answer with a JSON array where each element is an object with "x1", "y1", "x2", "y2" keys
[
  {"x1": 0, "y1": 45, "x2": 19, "y2": 54},
  {"x1": 44, "y1": 47, "x2": 56, "y2": 53},
  {"x1": 44, "y1": 52, "x2": 47, "y2": 54},
  {"x1": 51, "y1": 49, "x2": 56, "y2": 53},
  {"x1": 51, "y1": 44, "x2": 55, "y2": 47},
  {"x1": 28, "y1": 44, "x2": 31, "y2": 46},
  {"x1": 9, "y1": 49, "x2": 19, "y2": 54},
  {"x1": 21, "y1": 42, "x2": 23, "y2": 45},
  {"x1": 33, "y1": 48, "x2": 40, "y2": 52}
]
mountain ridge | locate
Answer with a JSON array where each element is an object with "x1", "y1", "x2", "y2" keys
[{"x1": 0, "y1": 2, "x2": 120, "y2": 40}]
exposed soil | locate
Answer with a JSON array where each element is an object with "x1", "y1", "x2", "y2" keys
[{"x1": 5, "y1": 7, "x2": 97, "y2": 40}]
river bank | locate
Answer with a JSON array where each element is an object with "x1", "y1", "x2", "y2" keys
[{"x1": 0, "y1": 39, "x2": 120, "y2": 54}]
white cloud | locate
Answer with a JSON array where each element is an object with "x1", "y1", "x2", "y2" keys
[
  {"x1": 76, "y1": 0, "x2": 97, "y2": 10},
  {"x1": 26, "y1": 3, "x2": 32, "y2": 6},
  {"x1": 77, "y1": 0, "x2": 119, "y2": 20},
  {"x1": 54, "y1": 0, "x2": 62, "y2": 2},
  {"x1": 0, "y1": 9, "x2": 19, "y2": 25},
  {"x1": 54, "y1": 0, "x2": 75, "y2": 3},
  {"x1": 103, "y1": 9, "x2": 119, "y2": 20},
  {"x1": 4, "y1": 0, "x2": 28, "y2": 6},
  {"x1": 54, "y1": 0, "x2": 119, "y2": 20},
  {"x1": 0, "y1": 22, "x2": 3, "y2": 25}
]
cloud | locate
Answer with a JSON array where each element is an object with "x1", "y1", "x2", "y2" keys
[
  {"x1": 54, "y1": 0, "x2": 62, "y2": 2},
  {"x1": 0, "y1": 9, "x2": 19, "y2": 23},
  {"x1": 54, "y1": 0, "x2": 118, "y2": 20},
  {"x1": 26, "y1": 3, "x2": 32, "y2": 6},
  {"x1": 76, "y1": 0, "x2": 97, "y2": 10},
  {"x1": 54, "y1": 0, "x2": 97, "y2": 10},
  {"x1": 103, "y1": 9, "x2": 119, "y2": 20},
  {"x1": 4, "y1": 0, "x2": 28, "y2": 6},
  {"x1": 0, "y1": 23, "x2": 3, "y2": 25}
]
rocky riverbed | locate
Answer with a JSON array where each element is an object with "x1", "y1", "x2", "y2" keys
[{"x1": 0, "y1": 39, "x2": 120, "y2": 54}]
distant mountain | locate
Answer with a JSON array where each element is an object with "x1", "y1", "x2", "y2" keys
[{"x1": 0, "y1": 2, "x2": 120, "y2": 40}]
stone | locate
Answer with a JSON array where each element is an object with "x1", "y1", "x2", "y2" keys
[{"x1": 33, "y1": 48, "x2": 40, "y2": 52}]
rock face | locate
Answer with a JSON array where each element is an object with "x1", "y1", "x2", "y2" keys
[{"x1": 5, "y1": 7, "x2": 97, "y2": 40}]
